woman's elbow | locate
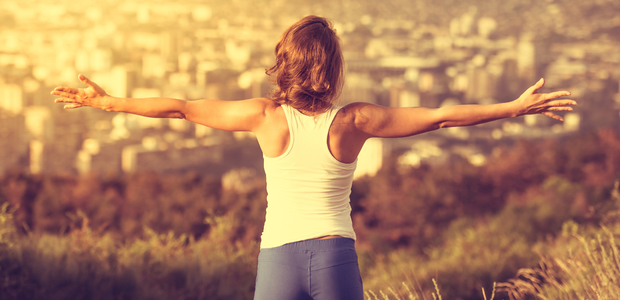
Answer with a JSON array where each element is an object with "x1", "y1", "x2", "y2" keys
[
  {"x1": 173, "y1": 100, "x2": 192, "y2": 119},
  {"x1": 437, "y1": 121, "x2": 451, "y2": 129},
  {"x1": 171, "y1": 112, "x2": 187, "y2": 119},
  {"x1": 431, "y1": 109, "x2": 455, "y2": 129}
]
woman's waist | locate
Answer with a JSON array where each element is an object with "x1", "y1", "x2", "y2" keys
[
  {"x1": 311, "y1": 235, "x2": 344, "y2": 240},
  {"x1": 264, "y1": 202, "x2": 352, "y2": 218},
  {"x1": 260, "y1": 231, "x2": 356, "y2": 249}
]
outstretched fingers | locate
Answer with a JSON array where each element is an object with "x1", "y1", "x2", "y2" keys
[
  {"x1": 55, "y1": 97, "x2": 74, "y2": 103},
  {"x1": 540, "y1": 98, "x2": 576, "y2": 121},
  {"x1": 547, "y1": 105, "x2": 573, "y2": 111},
  {"x1": 520, "y1": 78, "x2": 576, "y2": 121},
  {"x1": 545, "y1": 91, "x2": 571, "y2": 99},
  {"x1": 51, "y1": 75, "x2": 105, "y2": 110},
  {"x1": 528, "y1": 78, "x2": 545, "y2": 94},
  {"x1": 546, "y1": 99, "x2": 577, "y2": 107},
  {"x1": 78, "y1": 74, "x2": 97, "y2": 89},
  {"x1": 542, "y1": 111, "x2": 563, "y2": 121},
  {"x1": 547, "y1": 106, "x2": 574, "y2": 112},
  {"x1": 54, "y1": 94, "x2": 82, "y2": 108},
  {"x1": 54, "y1": 90, "x2": 84, "y2": 106},
  {"x1": 62, "y1": 103, "x2": 83, "y2": 109},
  {"x1": 53, "y1": 91, "x2": 80, "y2": 100},
  {"x1": 51, "y1": 86, "x2": 80, "y2": 95}
]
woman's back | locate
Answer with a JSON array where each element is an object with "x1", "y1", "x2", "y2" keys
[{"x1": 254, "y1": 99, "x2": 365, "y2": 164}]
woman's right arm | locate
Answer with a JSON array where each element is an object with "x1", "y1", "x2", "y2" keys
[{"x1": 52, "y1": 74, "x2": 270, "y2": 132}]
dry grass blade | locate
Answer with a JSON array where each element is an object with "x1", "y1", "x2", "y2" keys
[
  {"x1": 367, "y1": 290, "x2": 379, "y2": 300},
  {"x1": 497, "y1": 268, "x2": 550, "y2": 300},
  {"x1": 388, "y1": 286, "x2": 402, "y2": 300},
  {"x1": 481, "y1": 282, "x2": 496, "y2": 300},
  {"x1": 402, "y1": 282, "x2": 418, "y2": 300},
  {"x1": 432, "y1": 279, "x2": 442, "y2": 300},
  {"x1": 602, "y1": 225, "x2": 620, "y2": 267},
  {"x1": 380, "y1": 290, "x2": 391, "y2": 300}
]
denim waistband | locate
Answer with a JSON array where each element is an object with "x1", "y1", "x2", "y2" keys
[{"x1": 261, "y1": 237, "x2": 355, "y2": 252}]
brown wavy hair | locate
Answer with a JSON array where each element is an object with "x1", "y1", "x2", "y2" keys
[{"x1": 266, "y1": 16, "x2": 344, "y2": 113}]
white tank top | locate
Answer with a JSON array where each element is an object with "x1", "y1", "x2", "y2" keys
[{"x1": 260, "y1": 104, "x2": 357, "y2": 248}]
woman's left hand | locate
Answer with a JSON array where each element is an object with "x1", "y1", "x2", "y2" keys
[{"x1": 514, "y1": 78, "x2": 577, "y2": 121}]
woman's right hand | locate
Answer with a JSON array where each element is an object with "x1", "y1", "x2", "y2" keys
[{"x1": 51, "y1": 74, "x2": 111, "y2": 110}]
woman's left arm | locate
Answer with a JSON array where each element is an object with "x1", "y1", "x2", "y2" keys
[{"x1": 349, "y1": 78, "x2": 576, "y2": 139}]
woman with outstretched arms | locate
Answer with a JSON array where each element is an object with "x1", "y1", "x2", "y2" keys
[{"x1": 52, "y1": 15, "x2": 575, "y2": 300}]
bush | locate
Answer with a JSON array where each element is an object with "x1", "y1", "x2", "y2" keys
[{"x1": 0, "y1": 209, "x2": 258, "y2": 300}]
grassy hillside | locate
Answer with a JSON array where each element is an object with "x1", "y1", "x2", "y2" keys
[{"x1": 1, "y1": 128, "x2": 619, "y2": 299}]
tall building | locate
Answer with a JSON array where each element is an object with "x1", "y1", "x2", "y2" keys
[
  {"x1": 466, "y1": 67, "x2": 495, "y2": 102},
  {"x1": 517, "y1": 33, "x2": 537, "y2": 84},
  {"x1": 0, "y1": 81, "x2": 23, "y2": 115},
  {"x1": 354, "y1": 138, "x2": 383, "y2": 179},
  {"x1": 24, "y1": 106, "x2": 51, "y2": 140},
  {"x1": 142, "y1": 54, "x2": 167, "y2": 79},
  {"x1": 0, "y1": 113, "x2": 27, "y2": 173}
]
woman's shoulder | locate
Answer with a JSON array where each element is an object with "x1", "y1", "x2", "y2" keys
[
  {"x1": 332, "y1": 102, "x2": 366, "y2": 129},
  {"x1": 240, "y1": 98, "x2": 281, "y2": 115},
  {"x1": 246, "y1": 97, "x2": 278, "y2": 107},
  {"x1": 337, "y1": 102, "x2": 378, "y2": 122},
  {"x1": 248, "y1": 98, "x2": 287, "y2": 125},
  {"x1": 335, "y1": 102, "x2": 389, "y2": 134}
]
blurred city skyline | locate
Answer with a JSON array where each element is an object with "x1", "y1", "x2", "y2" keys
[{"x1": 0, "y1": 0, "x2": 619, "y2": 177}]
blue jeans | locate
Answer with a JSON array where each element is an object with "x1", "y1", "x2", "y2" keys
[{"x1": 254, "y1": 238, "x2": 364, "y2": 300}]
